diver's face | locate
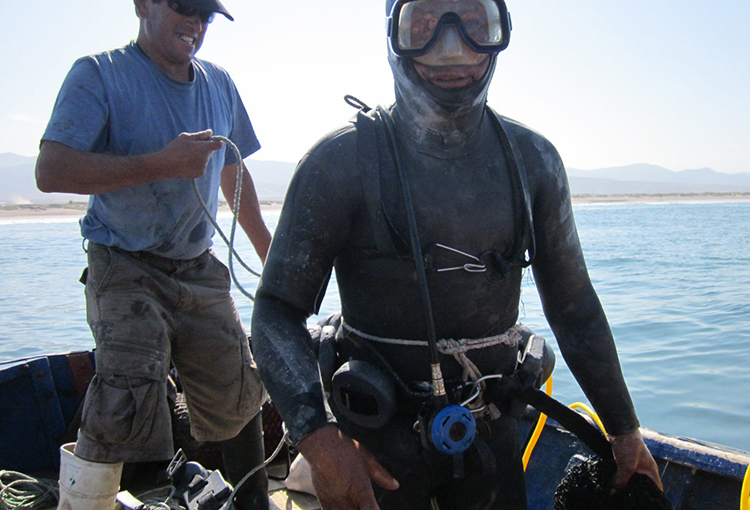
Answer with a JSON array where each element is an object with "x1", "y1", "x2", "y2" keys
[{"x1": 411, "y1": 25, "x2": 490, "y2": 89}]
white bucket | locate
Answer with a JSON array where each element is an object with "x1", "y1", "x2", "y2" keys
[{"x1": 57, "y1": 443, "x2": 123, "y2": 510}]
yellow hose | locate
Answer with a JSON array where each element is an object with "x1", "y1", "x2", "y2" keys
[
  {"x1": 521, "y1": 381, "x2": 613, "y2": 472},
  {"x1": 568, "y1": 401, "x2": 608, "y2": 436},
  {"x1": 522, "y1": 376, "x2": 553, "y2": 470},
  {"x1": 741, "y1": 461, "x2": 750, "y2": 510}
]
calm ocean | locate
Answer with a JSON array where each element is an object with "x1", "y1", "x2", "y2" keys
[{"x1": 1, "y1": 202, "x2": 748, "y2": 452}]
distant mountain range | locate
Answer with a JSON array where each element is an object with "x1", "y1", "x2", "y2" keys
[
  {"x1": 0, "y1": 153, "x2": 297, "y2": 205},
  {"x1": 2, "y1": 153, "x2": 748, "y2": 206},
  {"x1": 566, "y1": 164, "x2": 750, "y2": 195}
]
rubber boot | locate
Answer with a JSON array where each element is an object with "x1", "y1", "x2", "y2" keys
[
  {"x1": 221, "y1": 413, "x2": 269, "y2": 510},
  {"x1": 57, "y1": 443, "x2": 123, "y2": 510}
]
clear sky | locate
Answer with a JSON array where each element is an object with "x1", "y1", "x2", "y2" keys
[{"x1": 3, "y1": 0, "x2": 748, "y2": 173}]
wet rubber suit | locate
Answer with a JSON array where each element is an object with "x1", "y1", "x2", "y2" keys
[{"x1": 252, "y1": 11, "x2": 641, "y2": 510}]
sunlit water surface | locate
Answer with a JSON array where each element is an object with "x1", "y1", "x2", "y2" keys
[{"x1": 1, "y1": 202, "x2": 748, "y2": 451}]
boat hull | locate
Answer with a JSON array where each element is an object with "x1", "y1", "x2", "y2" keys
[{"x1": 2, "y1": 351, "x2": 748, "y2": 510}]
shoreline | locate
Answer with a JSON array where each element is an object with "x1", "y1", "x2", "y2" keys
[
  {"x1": 0, "y1": 201, "x2": 284, "y2": 220},
  {"x1": 570, "y1": 193, "x2": 750, "y2": 205},
  {"x1": 1, "y1": 194, "x2": 749, "y2": 219}
]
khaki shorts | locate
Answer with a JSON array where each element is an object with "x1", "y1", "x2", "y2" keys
[{"x1": 75, "y1": 243, "x2": 266, "y2": 463}]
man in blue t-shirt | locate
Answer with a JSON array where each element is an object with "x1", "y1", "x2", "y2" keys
[{"x1": 36, "y1": 1, "x2": 272, "y2": 508}]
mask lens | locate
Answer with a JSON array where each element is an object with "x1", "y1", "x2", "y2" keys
[{"x1": 394, "y1": 0, "x2": 505, "y2": 54}]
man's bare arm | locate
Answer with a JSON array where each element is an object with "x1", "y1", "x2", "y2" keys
[{"x1": 36, "y1": 130, "x2": 223, "y2": 195}]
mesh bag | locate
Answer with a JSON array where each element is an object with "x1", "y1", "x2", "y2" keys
[{"x1": 554, "y1": 456, "x2": 673, "y2": 510}]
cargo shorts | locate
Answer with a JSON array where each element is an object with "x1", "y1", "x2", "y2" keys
[{"x1": 74, "y1": 243, "x2": 266, "y2": 463}]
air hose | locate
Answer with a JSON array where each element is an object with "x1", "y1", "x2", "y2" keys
[
  {"x1": 377, "y1": 105, "x2": 477, "y2": 456},
  {"x1": 230, "y1": 429, "x2": 290, "y2": 500},
  {"x1": 569, "y1": 401, "x2": 607, "y2": 436},
  {"x1": 377, "y1": 106, "x2": 445, "y2": 402}
]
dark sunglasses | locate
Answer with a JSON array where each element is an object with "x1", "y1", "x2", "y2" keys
[{"x1": 166, "y1": 0, "x2": 216, "y2": 24}]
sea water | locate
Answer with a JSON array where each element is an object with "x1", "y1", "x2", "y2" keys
[{"x1": 1, "y1": 202, "x2": 748, "y2": 452}]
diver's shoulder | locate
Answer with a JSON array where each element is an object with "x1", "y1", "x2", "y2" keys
[
  {"x1": 303, "y1": 121, "x2": 359, "y2": 162},
  {"x1": 289, "y1": 122, "x2": 359, "y2": 186},
  {"x1": 489, "y1": 109, "x2": 555, "y2": 147},
  {"x1": 488, "y1": 108, "x2": 562, "y2": 168}
]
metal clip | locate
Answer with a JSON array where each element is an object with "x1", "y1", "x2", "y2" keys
[
  {"x1": 166, "y1": 448, "x2": 188, "y2": 482},
  {"x1": 433, "y1": 244, "x2": 487, "y2": 273}
]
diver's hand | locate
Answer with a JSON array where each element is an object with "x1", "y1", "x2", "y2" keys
[
  {"x1": 297, "y1": 424, "x2": 399, "y2": 510},
  {"x1": 155, "y1": 129, "x2": 224, "y2": 180},
  {"x1": 609, "y1": 428, "x2": 663, "y2": 492}
]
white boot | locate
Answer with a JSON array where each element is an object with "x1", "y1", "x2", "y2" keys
[{"x1": 57, "y1": 443, "x2": 123, "y2": 510}]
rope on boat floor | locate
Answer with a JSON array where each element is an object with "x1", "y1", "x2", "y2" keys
[{"x1": 0, "y1": 471, "x2": 58, "y2": 510}]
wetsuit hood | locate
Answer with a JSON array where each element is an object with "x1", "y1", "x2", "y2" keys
[{"x1": 386, "y1": 1, "x2": 498, "y2": 147}]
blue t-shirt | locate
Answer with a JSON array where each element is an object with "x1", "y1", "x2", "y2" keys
[{"x1": 42, "y1": 41, "x2": 260, "y2": 259}]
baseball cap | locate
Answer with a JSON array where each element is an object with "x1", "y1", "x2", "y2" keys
[{"x1": 180, "y1": 0, "x2": 234, "y2": 21}]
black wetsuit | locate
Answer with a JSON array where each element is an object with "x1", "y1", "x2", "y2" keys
[{"x1": 252, "y1": 48, "x2": 639, "y2": 509}]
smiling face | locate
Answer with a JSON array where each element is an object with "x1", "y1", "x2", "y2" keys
[
  {"x1": 412, "y1": 58, "x2": 490, "y2": 90},
  {"x1": 134, "y1": 0, "x2": 209, "y2": 82},
  {"x1": 411, "y1": 25, "x2": 491, "y2": 89}
]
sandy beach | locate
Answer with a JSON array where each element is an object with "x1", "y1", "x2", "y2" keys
[
  {"x1": 1, "y1": 194, "x2": 749, "y2": 220},
  {"x1": 0, "y1": 201, "x2": 284, "y2": 219},
  {"x1": 569, "y1": 192, "x2": 750, "y2": 206}
]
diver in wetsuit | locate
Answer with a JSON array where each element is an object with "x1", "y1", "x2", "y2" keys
[{"x1": 251, "y1": 0, "x2": 662, "y2": 508}]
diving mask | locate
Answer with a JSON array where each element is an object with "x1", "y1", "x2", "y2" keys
[{"x1": 388, "y1": 0, "x2": 511, "y2": 57}]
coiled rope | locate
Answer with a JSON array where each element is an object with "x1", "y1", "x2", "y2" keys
[
  {"x1": 0, "y1": 471, "x2": 58, "y2": 510},
  {"x1": 191, "y1": 135, "x2": 262, "y2": 300}
]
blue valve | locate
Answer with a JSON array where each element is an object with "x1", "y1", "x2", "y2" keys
[{"x1": 429, "y1": 405, "x2": 477, "y2": 455}]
